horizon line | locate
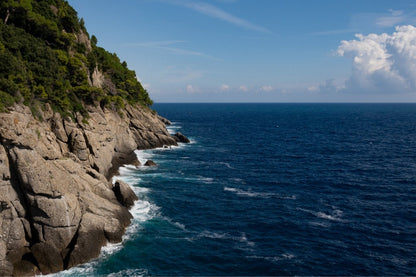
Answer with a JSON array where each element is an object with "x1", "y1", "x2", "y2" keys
[{"x1": 152, "y1": 101, "x2": 416, "y2": 104}]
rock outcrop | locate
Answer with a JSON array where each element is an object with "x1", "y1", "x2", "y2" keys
[
  {"x1": 174, "y1": 132, "x2": 191, "y2": 143},
  {"x1": 144, "y1": 160, "x2": 157, "y2": 167},
  {"x1": 113, "y1": 180, "x2": 138, "y2": 208},
  {"x1": 0, "y1": 104, "x2": 179, "y2": 276}
]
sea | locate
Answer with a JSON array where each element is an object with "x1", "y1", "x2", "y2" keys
[{"x1": 55, "y1": 103, "x2": 416, "y2": 276}]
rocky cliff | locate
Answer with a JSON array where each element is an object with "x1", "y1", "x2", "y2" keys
[{"x1": 0, "y1": 103, "x2": 181, "y2": 276}]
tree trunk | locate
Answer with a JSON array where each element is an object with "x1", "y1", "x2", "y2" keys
[{"x1": 4, "y1": 8, "x2": 10, "y2": 25}]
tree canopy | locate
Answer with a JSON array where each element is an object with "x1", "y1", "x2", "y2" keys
[{"x1": 0, "y1": 0, "x2": 153, "y2": 117}]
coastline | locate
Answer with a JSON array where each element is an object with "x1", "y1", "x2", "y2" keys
[
  {"x1": 0, "y1": 103, "x2": 187, "y2": 276},
  {"x1": 56, "y1": 142, "x2": 188, "y2": 276}
]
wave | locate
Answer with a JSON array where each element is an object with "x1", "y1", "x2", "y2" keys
[
  {"x1": 217, "y1": 162, "x2": 235, "y2": 169},
  {"x1": 107, "y1": 268, "x2": 148, "y2": 277},
  {"x1": 246, "y1": 253, "x2": 295, "y2": 263},
  {"x1": 229, "y1": 178, "x2": 246, "y2": 184},
  {"x1": 224, "y1": 187, "x2": 296, "y2": 200},
  {"x1": 297, "y1": 207, "x2": 344, "y2": 222},
  {"x1": 134, "y1": 142, "x2": 189, "y2": 166},
  {"x1": 162, "y1": 216, "x2": 187, "y2": 231},
  {"x1": 149, "y1": 173, "x2": 214, "y2": 184},
  {"x1": 51, "y1": 263, "x2": 97, "y2": 277},
  {"x1": 166, "y1": 122, "x2": 182, "y2": 134},
  {"x1": 196, "y1": 230, "x2": 255, "y2": 248}
]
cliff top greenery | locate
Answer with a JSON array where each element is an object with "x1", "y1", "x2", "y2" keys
[{"x1": 0, "y1": 0, "x2": 153, "y2": 118}]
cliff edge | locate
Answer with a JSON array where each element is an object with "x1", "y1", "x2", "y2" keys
[{"x1": 0, "y1": 103, "x2": 180, "y2": 275}]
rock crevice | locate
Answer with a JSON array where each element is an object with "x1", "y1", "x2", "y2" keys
[{"x1": 0, "y1": 104, "x2": 185, "y2": 276}]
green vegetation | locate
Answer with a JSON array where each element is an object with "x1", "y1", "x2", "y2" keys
[{"x1": 0, "y1": 0, "x2": 153, "y2": 119}]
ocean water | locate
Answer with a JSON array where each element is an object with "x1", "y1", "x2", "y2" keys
[{"x1": 56, "y1": 103, "x2": 416, "y2": 276}]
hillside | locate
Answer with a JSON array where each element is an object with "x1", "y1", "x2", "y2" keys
[{"x1": 0, "y1": 0, "x2": 152, "y2": 117}]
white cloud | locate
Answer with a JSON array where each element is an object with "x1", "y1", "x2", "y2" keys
[
  {"x1": 376, "y1": 10, "x2": 406, "y2": 27},
  {"x1": 160, "y1": 66, "x2": 204, "y2": 84},
  {"x1": 126, "y1": 40, "x2": 220, "y2": 61},
  {"x1": 186, "y1": 84, "x2": 201, "y2": 93},
  {"x1": 307, "y1": 85, "x2": 319, "y2": 92},
  {"x1": 239, "y1": 85, "x2": 248, "y2": 92},
  {"x1": 337, "y1": 25, "x2": 416, "y2": 93},
  {"x1": 312, "y1": 9, "x2": 415, "y2": 37},
  {"x1": 220, "y1": 84, "x2": 230, "y2": 91},
  {"x1": 259, "y1": 85, "x2": 273, "y2": 92},
  {"x1": 164, "y1": 0, "x2": 271, "y2": 33}
]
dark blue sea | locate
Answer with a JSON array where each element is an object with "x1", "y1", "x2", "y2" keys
[{"x1": 57, "y1": 103, "x2": 416, "y2": 276}]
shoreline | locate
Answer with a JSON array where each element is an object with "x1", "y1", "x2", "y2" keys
[
  {"x1": 59, "y1": 142, "x2": 187, "y2": 276},
  {"x1": 0, "y1": 102, "x2": 188, "y2": 276}
]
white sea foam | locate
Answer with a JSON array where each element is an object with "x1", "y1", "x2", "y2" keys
[
  {"x1": 134, "y1": 149, "x2": 154, "y2": 165},
  {"x1": 218, "y1": 162, "x2": 235, "y2": 169},
  {"x1": 297, "y1": 207, "x2": 344, "y2": 222},
  {"x1": 107, "y1": 268, "x2": 148, "y2": 277},
  {"x1": 162, "y1": 216, "x2": 187, "y2": 231},
  {"x1": 51, "y1": 263, "x2": 97, "y2": 277},
  {"x1": 230, "y1": 178, "x2": 245, "y2": 184},
  {"x1": 159, "y1": 173, "x2": 214, "y2": 184},
  {"x1": 239, "y1": 232, "x2": 256, "y2": 247},
  {"x1": 195, "y1": 176, "x2": 214, "y2": 184},
  {"x1": 246, "y1": 253, "x2": 295, "y2": 263},
  {"x1": 197, "y1": 230, "x2": 255, "y2": 248},
  {"x1": 166, "y1": 122, "x2": 182, "y2": 134},
  {"x1": 224, "y1": 187, "x2": 296, "y2": 200}
]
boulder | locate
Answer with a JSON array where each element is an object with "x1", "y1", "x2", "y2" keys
[
  {"x1": 12, "y1": 260, "x2": 40, "y2": 276},
  {"x1": 31, "y1": 242, "x2": 64, "y2": 274},
  {"x1": 144, "y1": 160, "x2": 157, "y2": 167},
  {"x1": 173, "y1": 132, "x2": 190, "y2": 143},
  {"x1": 0, "y1": 260, "x2": 13, "y2": 276},
  {"x1": 157, "y1": 115, "x2": 172, "y2": 125},
  {"x1": 113, "y1": 180, "x2": 138, "y2": 208}
]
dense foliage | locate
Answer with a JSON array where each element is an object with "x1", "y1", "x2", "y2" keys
[{"x1": 0, "y1": 0, "x2": 152, "y2": 117}]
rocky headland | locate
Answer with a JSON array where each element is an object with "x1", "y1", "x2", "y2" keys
[{"x1": 0, "y1": 103, "x2": 186, "y2": 275}]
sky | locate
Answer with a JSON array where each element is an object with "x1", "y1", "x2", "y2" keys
[{"x1": 68, "y1": 0, "x2": 416, "y2": 103}]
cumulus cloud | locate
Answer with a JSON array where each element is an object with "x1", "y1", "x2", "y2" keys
[{"x1": 337, "y1": 25, "x2": 416, "y2": 94}]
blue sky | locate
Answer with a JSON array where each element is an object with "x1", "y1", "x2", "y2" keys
[{"x1": 68, "y1": 0, "x2": 416, "y2": 102}]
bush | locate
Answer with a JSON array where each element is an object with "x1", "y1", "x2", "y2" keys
[{"x1": 0, "y1": 90, "x2": 15, "y2": 112}]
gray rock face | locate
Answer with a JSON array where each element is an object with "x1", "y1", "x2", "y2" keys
[{"x1": 0, "y1": 104, "x2": 178, "y2": 275}]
